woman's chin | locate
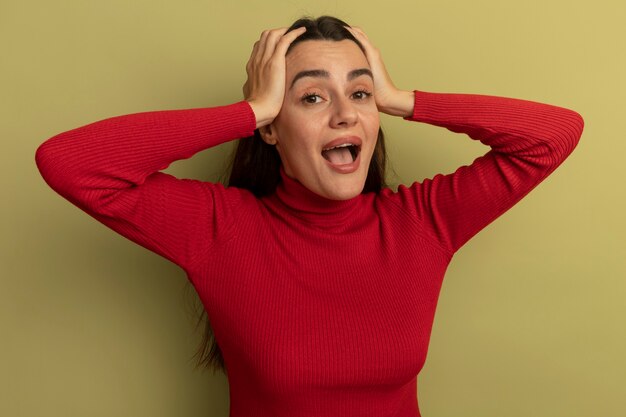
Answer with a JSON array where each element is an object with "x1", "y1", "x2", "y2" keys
[{"x1": 319, "y1": 177, "x2": 366, "y2": 200}]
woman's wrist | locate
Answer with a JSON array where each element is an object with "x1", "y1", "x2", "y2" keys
[
  {"x1": 246, "y1": 100, "x2": 276, "y2": 129},
  {"x1": 378, "y1": 89, "x2": 415, "y2": 118}
]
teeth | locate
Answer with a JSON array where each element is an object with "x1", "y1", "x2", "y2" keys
[{"x1": 323, "y1": 143, "x2": 356, "y2": 151}]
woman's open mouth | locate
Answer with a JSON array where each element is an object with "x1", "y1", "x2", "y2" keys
[
  {"x1": 321, "y1": 143, "x2": 361, "y2": 174},
  {"x1": 321, "y1": 143, "x2": 360, "y2": 163}
]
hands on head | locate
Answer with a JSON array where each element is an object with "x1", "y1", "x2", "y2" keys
[
  {"x1": 343, "y1": 26, "x2": 415, "y2": 118},
  {"x1": 243, "y1": 25, "x2": 414, "y2": 129},
  {"x1": 243, "y1": 27, "x2": 305, "y2": 128}
]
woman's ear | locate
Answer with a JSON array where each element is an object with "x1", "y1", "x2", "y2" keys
[{"x1": 259, "y1": 124, "x2": 278, "y2": 146}]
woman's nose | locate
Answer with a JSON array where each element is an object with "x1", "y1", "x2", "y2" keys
[{"x1": 329, "y1": 96, "x2": 358, "y2": 128}]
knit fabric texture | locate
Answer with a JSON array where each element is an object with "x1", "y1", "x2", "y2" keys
[{"x1": 35, "y1": 90, "x2": 584, "y2": 417}]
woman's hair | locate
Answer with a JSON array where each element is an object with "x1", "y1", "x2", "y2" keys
[{"x1": 191, "y1": 15, "x2": 389, "y2": 374}]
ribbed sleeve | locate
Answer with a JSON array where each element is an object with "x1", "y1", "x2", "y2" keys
[
  {"x1": 35, "y1": 100, "x2": 257, "y2": 270},
  {"x1": 383, "y1": 90, "x2": 584, "y2": 253}
]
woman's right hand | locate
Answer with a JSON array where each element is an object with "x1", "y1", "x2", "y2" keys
[{"x1": 243, "y1": 26, "x2": 306, "y2": 128}]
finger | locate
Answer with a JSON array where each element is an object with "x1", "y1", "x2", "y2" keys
[
  {"x1": 246, "y1": 41, "x2": 260, "y2": 73},
  {"x1": 261, "y1": 28, "x2": 289, "y2": 62},
  {"x1": 348, "y1": 25, "x2": 366, "y2": 36},
  {"x1": 345, "y1": 25, "x2": 378, "y2": 57},
  {"x1": 345, "y1": 26, "x2": 368, "y2": 42},
  {"x1": 273, "y1": 26, "x2": 307, "y2": 58},
  {"x1": 255, "y1": 30, "x2": 272, "y2": 63}
]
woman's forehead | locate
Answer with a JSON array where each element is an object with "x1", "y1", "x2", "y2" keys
[{"x1": 285, "y1": 40, "x2": 369, "y2": 74}]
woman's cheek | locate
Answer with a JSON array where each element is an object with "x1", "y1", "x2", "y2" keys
[{"x1": 363, "y1": 112, "x2": 380, "y2": 133}]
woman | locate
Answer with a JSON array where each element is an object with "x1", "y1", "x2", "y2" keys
[{"x1": 35, "y1": 15, "x2": 584, "y2": 417}]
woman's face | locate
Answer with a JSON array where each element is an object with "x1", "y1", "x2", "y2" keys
[{"x1": 262, "y1": 39, "x2": 380, "y2": 200}]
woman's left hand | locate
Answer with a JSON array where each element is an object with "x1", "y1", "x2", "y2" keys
[{"x1": 345, "y1": 26, "x2": 415, "y2": 118}]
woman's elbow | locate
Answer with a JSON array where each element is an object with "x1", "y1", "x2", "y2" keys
[
  {"x1": 35, "y1": 137, "x2": 61, "y2": 190},
  {"x1": 35, "y1": 133, "x2": 81, "y2": 198},
  {"x1": 568, "y1": 109, "x2": 585, "y2": 146},
  {"x1": 548, "y1": 108, "x2": 585, "y2": 163}
]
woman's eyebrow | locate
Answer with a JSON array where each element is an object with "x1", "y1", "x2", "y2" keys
[
  {"x1": 289, "y1": 68, "x2": 373, "y2": 90},
  {"x1": 290, "y1": 70, "x2": 329, "y2": 89},
  {"x1": 348, "y1": 68, "x2": 373, "y2": 81}
]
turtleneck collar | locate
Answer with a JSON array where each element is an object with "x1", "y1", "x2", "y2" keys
[{"x1": 265, "y1": 165, "x2": 364, "y2": 229}]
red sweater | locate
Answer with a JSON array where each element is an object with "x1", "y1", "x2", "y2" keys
[{"x1": 35, "y1": 90, "x2": 583, "y2": 417}]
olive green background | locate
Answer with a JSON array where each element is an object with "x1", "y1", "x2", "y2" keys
[{"x1": 2, "y1": 0, "x2": 624, "y2": 416}]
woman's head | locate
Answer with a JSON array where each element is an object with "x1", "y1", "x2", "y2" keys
[
  {"x1": 227, "y1": 16, "x2": 387, "y2": 199},
  {"x1": 257, "y1": 17, "x2": 381, "y2": 200}
]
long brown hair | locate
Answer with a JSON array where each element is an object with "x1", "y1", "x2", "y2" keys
[{"x1": 190, "y1": 15, "x2": 389, "y2": 374}]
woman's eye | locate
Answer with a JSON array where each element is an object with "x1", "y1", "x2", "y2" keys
[
  {"x1": 352, "y1": 90, "x2": 373, "y2": 100},
  {"x1": 301, "y1": 93, "x2": 322, "y2": 104}
]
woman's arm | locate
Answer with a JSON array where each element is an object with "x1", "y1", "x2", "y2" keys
[
  {"x1": 35, "y1": 101, "x2": 256, "y2": 271},
  {"x1": 383, "y1": 90, "x2": 584, "y2": 254},
  {"x1": 35, "y1": 26, "x2": 304, "y2": 272}
]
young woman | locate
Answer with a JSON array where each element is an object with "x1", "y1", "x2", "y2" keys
[{"x1": 35, "y1": 15, "x2": 584, "y2": 417}]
